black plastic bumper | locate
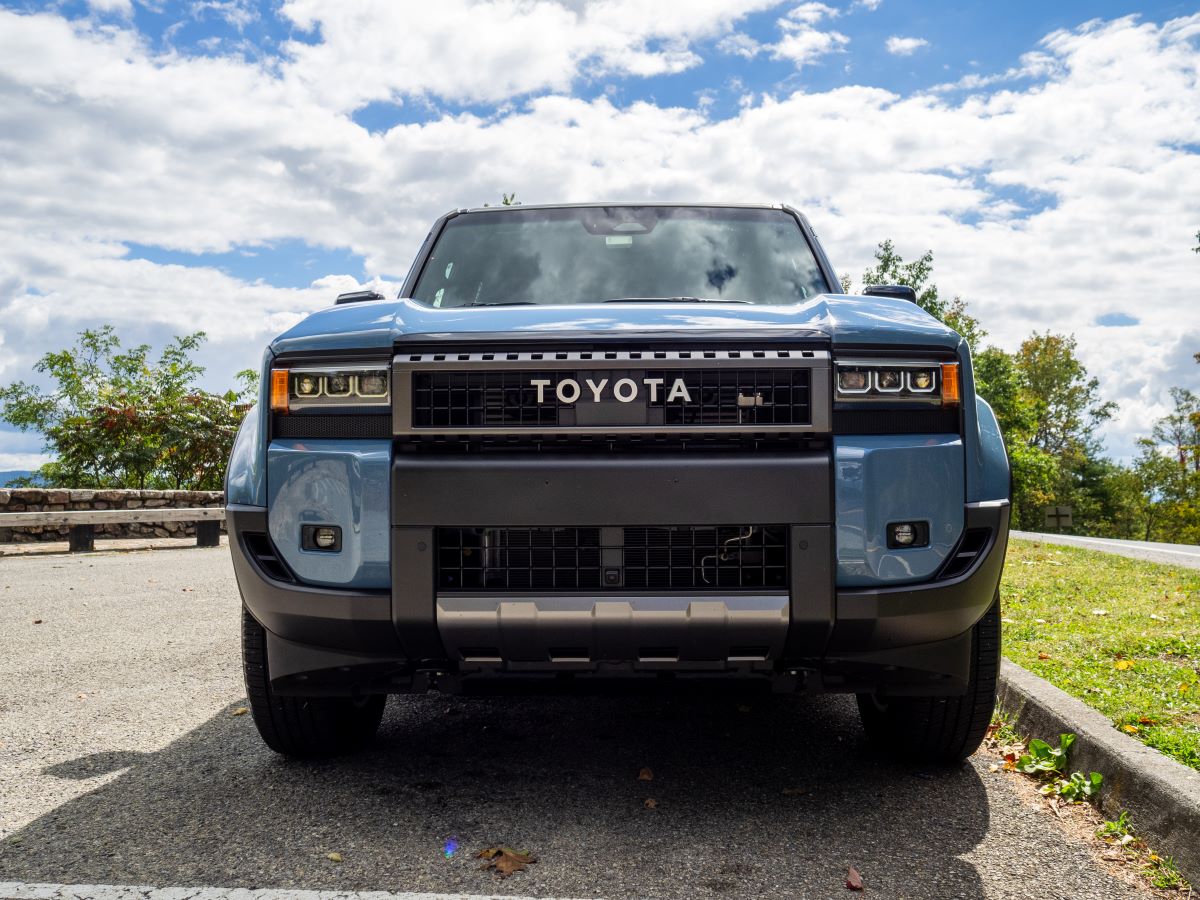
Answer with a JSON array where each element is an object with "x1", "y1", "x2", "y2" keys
[{"x1": 229, "y1": 490, "x2": 1008, "y2": 697}]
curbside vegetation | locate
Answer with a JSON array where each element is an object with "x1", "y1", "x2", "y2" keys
[{"x1": 997, "y1": 661, "x2": 1199, "y2": 890}]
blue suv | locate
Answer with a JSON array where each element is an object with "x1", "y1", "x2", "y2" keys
[{"x1": 226, "y1": 203, "x2": 1010, "y2": 762}]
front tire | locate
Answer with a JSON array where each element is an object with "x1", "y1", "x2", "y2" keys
[
  {"x1": 856, "y1": 592, "x2": 1000, "y2": 764},
  {"x1": 241, "y1": 609, "x2": 386, "y2": 757}
]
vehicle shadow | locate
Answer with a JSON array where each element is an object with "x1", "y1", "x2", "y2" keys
[{"x1": 1, "y1": 692, "x2": 989, "y2": 898}]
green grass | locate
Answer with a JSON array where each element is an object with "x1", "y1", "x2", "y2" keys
[{"x1": 1002, "y1": 539, "x2": 1200, "y2": 771}]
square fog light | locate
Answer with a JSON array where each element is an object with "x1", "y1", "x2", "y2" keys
[
  {"x1": 301, "y1": 524, "x2": 342, "y2": 552},
  {"x1": 887, "y1": 521, "x2": 930, "y2": 549}
]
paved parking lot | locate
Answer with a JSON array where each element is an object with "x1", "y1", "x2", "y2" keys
[{"x1": 0, "y1": 546, "x2": 1143, "y2": 899}]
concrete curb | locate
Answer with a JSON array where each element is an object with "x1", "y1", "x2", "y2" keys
[{"x1": 997, "y1": 659, "x2": 1200, "y2": 881}]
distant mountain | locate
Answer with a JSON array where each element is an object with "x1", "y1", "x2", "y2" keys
[{"x1": 0, "y1": 470, "x2": 34, "y2": 487}]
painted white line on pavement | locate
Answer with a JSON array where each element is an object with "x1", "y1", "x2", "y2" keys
[{"x1": 0, "y1": 884, "x2": 598, "y2": 900}]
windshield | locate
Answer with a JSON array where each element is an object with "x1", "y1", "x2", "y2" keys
[{"x1": 410, "y1": 206, "x2": 830, "y2": 308}]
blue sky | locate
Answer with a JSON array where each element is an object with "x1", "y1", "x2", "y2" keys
[{"x1": 0, "y1": 0, "x2": 1197, "y2": 466}]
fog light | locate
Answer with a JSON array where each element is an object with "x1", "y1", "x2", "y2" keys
[
  {"x1": 887, "y1": 521, "x2": 929, "y2": 549},
  {"x1": 301, "y1": 524, "x2": 342, "y2": 552}
]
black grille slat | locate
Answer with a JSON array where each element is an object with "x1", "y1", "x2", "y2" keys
[
  {"x1": 411, "y1": 368, "x2": 811, "y2": 429},
  {"x1": 437, "y1": 526, "x2": 788, "y2": 592}
]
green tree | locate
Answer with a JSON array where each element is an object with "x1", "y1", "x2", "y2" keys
[
  {"x1": 1015, "y1": 332, "x2": 1116, "y2": 458},
  {"x1": 859, "y1": 240, "x2": 986, "y2": 349},
  {"x1": 1152, "y1": 387, "x2": 1200, "y2": 470},
  {"x1": 0, "y1": 327, "x2": 256, "y2": 489}
]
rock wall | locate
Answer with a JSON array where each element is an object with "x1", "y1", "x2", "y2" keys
[{"x1": 0, "y1": 489, "x2": 225, "y2": 543}]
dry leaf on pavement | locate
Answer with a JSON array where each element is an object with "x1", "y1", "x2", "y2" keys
[
  {"x1": 643, "y1": 798, "x2": 658, "y2": 809},
  {"x1": 637, "y1": 767, "x2": 654, "y2": 781},
  {"x1": 326, "y1": 852, "x2": 343, "y2": 863},
  {"x1": 477, "y1": 847, "x2": 536, "y2": 878},
  {"x1": 231, "y1": 707, "x2": 249, "y2": 716},
  {"x1": 846, "y1": 866, "x2": 864, "y2": 890}
]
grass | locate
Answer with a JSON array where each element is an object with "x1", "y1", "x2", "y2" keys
[{"x1": 1002, "y1": 538, "x2": 1200, "y2": 771}]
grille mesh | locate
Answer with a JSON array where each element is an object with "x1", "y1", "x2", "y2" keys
[
  {"x1": 437, "y1": 525, "x2": 788, "y2": 592},
  {"x1": 411, "y1": 368, "x2": 811, "y2": 429}
]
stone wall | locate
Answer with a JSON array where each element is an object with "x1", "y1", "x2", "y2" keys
[{"x1": 0, "y1": 489, "x2": 225, "y2": 543}]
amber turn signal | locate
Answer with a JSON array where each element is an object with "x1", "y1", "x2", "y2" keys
[
  {"x1": 270, "y1": 368, "x2": 289, "y2": 413},
  {"x1": 940, "y1": 362, "x2": 961, "y2": 406}
]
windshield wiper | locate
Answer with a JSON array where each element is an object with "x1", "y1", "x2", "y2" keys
[
  {"x1": 462, "y1": 301, "x2": 538, "y2": 307},
  {"x1": 600, "y1": 296, "x2": 751, "y2": 304}
]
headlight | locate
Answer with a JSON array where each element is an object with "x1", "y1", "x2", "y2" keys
[
  {"x1": 269, "y1": 364, "x2": 391, "y2": 412},
  {"x1": 835, "y1": 359, "x2": 959, "y2": 406}
]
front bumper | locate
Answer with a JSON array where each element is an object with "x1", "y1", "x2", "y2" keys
[{"x1": 229, "y1": 448, "x2": 1008, "y2": 696}]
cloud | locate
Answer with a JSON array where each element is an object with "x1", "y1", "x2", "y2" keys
[
  {"x1": 717, "y1": 32, "x2": 763, "y2": 59},
  {"x1": 885, "y1": 35, "x2": 929, "y2": 56},
  {"x1": 277, "y1": 0, "x2": 782, "y2": 110},
  {"x1": 0, "y1": 9, "x2": 1198, "y2": 463},
  {"x1": 772, "y1": 5, "x2": 849, "y2": 67},
  {"x1": 84, "y1": 0, "x2": 132, "y2": 14}
]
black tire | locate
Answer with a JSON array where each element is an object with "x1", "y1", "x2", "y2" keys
[
  {"x1": 856, "y1": 592, "x2": 1000, "y2": 764},
  {"x1": 241, "y1": 609, "x2": 386, "y2": 758}
]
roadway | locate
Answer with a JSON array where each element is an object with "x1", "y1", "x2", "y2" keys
[
  {"x1": 0, "y1": 545, "x2": 1146, "y2": 899},
  {"x1": 1011, "y1": 531, "x2": 1200, "y2": 569}
]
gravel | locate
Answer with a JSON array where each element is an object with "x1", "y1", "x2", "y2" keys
[{"x1": 0, "y1": 547, "x2": 1143, "y2": 898}]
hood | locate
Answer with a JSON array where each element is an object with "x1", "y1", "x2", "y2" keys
[{"x1": 269, "y1": 294, "x2": 963, "y2": 356}]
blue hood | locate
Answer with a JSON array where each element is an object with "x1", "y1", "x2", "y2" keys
[{"x1": 270, "y1": 294, "x2": 961, "y2": 356}]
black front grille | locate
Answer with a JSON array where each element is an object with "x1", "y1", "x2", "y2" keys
[
  {"x1": 437, "y1": 525, "x2": 788, "y2": 592},
  {"x1": 273, "y1": 413, "x2": 391, "y2": 439},
  {"x1": 411, "y1": 368, "x2": 811, "y2": 429}
]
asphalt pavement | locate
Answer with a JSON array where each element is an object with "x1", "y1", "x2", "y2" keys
[
  {"x1": 1011, "y1": 531, "x2": 1200, "y2": 570},
  {"x1": 0, "y1": 546, "x2": 1145, "y2": 899}
]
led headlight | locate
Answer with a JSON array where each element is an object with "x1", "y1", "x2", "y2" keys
[
  {"x1": 270, "y1": 363, "x2": 391, "y2": 412},
  {"x1": 834, "y1": 359, "x2": 959, "y2": 406}
]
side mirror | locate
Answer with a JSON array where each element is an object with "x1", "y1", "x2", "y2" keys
[
  {"x1": 335, "y1": 290, "x2": 386, "y2": 305},
  {"x1": 863, "y1": 284, "x2": 918, "y2": 303}
]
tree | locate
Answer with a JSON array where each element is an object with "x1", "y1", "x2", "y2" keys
[
  {"x1": 1151, "y1": 387, "x2": 1200, "y2": 470},
  {"x1": 0, "y1": 327, "x2": 256, "y2": 489},
  {"x1": 859, "y1": 240, "x2": 986, "y2": 349},
  {"x1": 1015, "y1": 332, "x2": 1116, "y2": 458}
]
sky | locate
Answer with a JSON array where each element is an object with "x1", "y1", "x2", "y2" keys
[{"x1": 0, "y1": 0, "x2": 1198, "y2": 468}]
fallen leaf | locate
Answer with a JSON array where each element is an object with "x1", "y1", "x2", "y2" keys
[
  {"x1": 1115, "y1": 659, "x2": 1134, "y2": 671},
  {"x1": 477, "y1": 847, "x2": 536, "y2": 878},
  {"x1": 988, "y1": 764, "x2": 1000, "y2": 772},
  {"x1": 1038, "y1": 652, "x2": 1051, "y2": 660},
  {"x1": 326, "y1": 852, "x2": 343, "y2": 863},
  {"x1": 637, "y1": 767, "x2": 654, "y2": 782},
  {"x1": 1002, "y1": 752, "x2": 1018, "y2": 772},
  {"x1": 846, "y1": 866, "x2": 864, "y2": 890},
  {"x1": 643, "y1": 798, "x2": 658, "y2": 809},
  {"x1": 1137, "y1": 716, "x2": 1157, "y2": 725},
  {"x1": 231, "y1": 707, "x2": 249, "y2": 717},
  {"x1": 32, "y1": 619, "x2": 43, "y2": 625},
  {"x1": 1122, "y1": 724, "x2": 1139, "y2": 734}
]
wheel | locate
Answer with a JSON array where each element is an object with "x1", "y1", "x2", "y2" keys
[
  {"x1": 856, "y1": 592, "x2": 1000, "y2": 764},
  {"x1": 241, "y1": 609, "x2": 386, "y2": 757}
]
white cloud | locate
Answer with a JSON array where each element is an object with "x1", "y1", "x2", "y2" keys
[
  {"x1": 277, "y1": 0, "x2": 782, "y2": 110},
  {"x1": 785, "y1": 2, "x2": 839, "y2": 25},
  {"x1": 772, "y1": 5, "x2": 849, "y2": 67},
  {"x1": 0, "y1": 452, "x2": 52, "y2": 471},
  {"x1": 84, "y1": 0, "x2": 132, "y2": 14},
  {"x1": 0, "y1": 9, "x2": 1198, "y2": 462},
  {"x1": 886, "y1": 35, "x2": 929, "y2": 56},
  {"x1": 717, "y1": 32, "x2": 763, "y2": 59},
  {"x1": 855, "y1": 0, "x2": 883, "y2": 9}
]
